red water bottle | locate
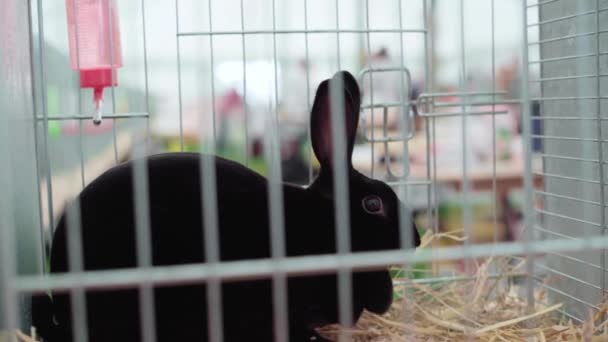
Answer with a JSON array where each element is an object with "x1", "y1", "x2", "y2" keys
[{"x1": 66, "y1": 0, "x2": 123, "y2": 125}]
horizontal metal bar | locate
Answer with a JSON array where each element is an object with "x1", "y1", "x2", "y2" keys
[
  {"x1": 536, "y1": 208, "x2": 602, "y2": 228},
  {"x1": 555, "y1": 307, "x2": 585, "y2": 324},
  {"x1": 361, "y1": 101, "x2": 413, "y2": 110},
  {"x1": 540, "y1": 154, "x2": 608, "y2": 167},
  {"x1": 36, "y1": 112, "x2": 150, "y2": 121},
  {"x1": 526, "y1": 0, "x2": 561, "y2": 8},
  {"x1": 528, "y1": 52, "x2": 607, "y2": 64},
  {"x1": 359, "y1": 66, "x2": 415, "y2": 74},
  {"x1": 13, "y1": 233, "x2": 608, "y2": 293},
  {"x1": 387, "y1": 180, "x2": 432, "y2": 187},
  {"x1": 530, "y1": 74, "x2": 608, "y2": 83},
  {"x1": 365, "y1": 135, "x2": 413, "y2": 143},
  {"x1": 394, "y1": 272, "x2": 526, "y2": 286},
  {"x1": 178, "y1": 28, "x2": 427, "y2": 37},
  {"x1": 528, "y1": 30, "x2": 608, "y2": 45},
  {"x1": 419, "y1": 110, "x2": 508, "y2": 118},
  {"x1": 535, "y1": 263, "x2": 603, "y2": 292},
  {"x1": 532, "y1": 96, "x2": 608, "y2": 101},
  {"x1": 534, "y1": 190, "x2": 602, "y2": 207},
  {"x1": 536, "y1": 278, "x2": 601, "y2": 310},
  {"x1": 534, "y1": 225, "x2": 580, "y2": 241},
  {"x1": 538, "y1": 153, "x2": 600, "y2": 164},
  {"x1": 533, "y1": 171, "x2": 600, "y2": 185},
  {"x1": 527, "y1": 9, "x2": 607, "y2": 27},
  {"x1": 532, "y1": 134, "x2": 604, "y2": 143},
  {"x1": 419, "y1": 91, "x2": 507, "y2": 98},
  {"x1": 546, "y1": 251, "x2": 604, "y2": 271},
  {"x1": 415, "y1": 92, "x2": 514, "y2": 116},
  {"x1": 430, "y1": 100, "x2": 520, "y2": 108},
  {"x1": 531, "y1": 116, "x2": 608, "y2": 121}
]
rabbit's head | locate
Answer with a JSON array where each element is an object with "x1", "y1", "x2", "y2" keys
[
  {"x1": 309, "y1": 70, "x2": 421, "y2": 253},
  {"x1": 307, "y1": 70, "x2": 420, "y2": 318}
]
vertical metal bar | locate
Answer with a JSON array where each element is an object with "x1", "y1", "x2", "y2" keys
[
  {"x1": 141, "y1": 0, "x2": 151, "y2": 151},
  {"x1": 365, "y1": 0, "x2": 375, "y2": 179},
  {"x1": 269, "y1": 1, "x2": 288, "y2": 340},
  {"x1": 458, "y1": 3, "x2": 473, "y2": 338},
  {"x1": 70, "y1": 4, "x2": 90, "y2": 339},
  {"x1": 425, "y1": 0, "x2": 439, "y2": 242},
  {"x1": 27, "y1": 0, "x2": 49, "y2": 274},
  {"x1": 199, "y1": 151, "x2": 222, "y2": 342},
  {"x1": 520, "y1": 1, "x2": 536, "y2": 312},
  {"x1": 459, "y1": 0, "x2": 472, "y2": 264},
  {"x1": 491, "y1": 0, "x2": 498, "y2": 240},
  {"x1": 132, "y1": 130, "x2": 157, "y2": 342},
  {"x1": 423, "y1": 0, "x2": 438, "y2": 276},
  {"x1": 263, "y1": 108, "x2": 288, "y2": 341},
  {"x1": 208, "y1": 0, "x2": 217, "y2": 145},
  {"x1": 240, "y1": 0, "x2": 249, "y2": 166},
  {"x1": 263, "y1": 89, "x2": 288, "y2": 342},
  {"x1": 77, "y1": 110, "x2": 86, "y2": 190},
  {"x1": 105, "y1": 0, "x2": 119, "y2": 163},
  {"x1": 304, "y1": 0, "x2": 313, "y2": 184},
  {"x1": 575, "y1": 0, "x2": 595, "y2": 247},
  {"x1": 134, "y1": 2, "x2": 156, "y2": 331},
  {"x1": 421, "y1": 0, "x2": 430, "y2": 240},
  {"x1": 333, "y1": 4, "x2": 352, "y2": 340},
  {"x1": 65, "y1": 200, "x2": 89, "y2": 342},
  {"x1": 330, "y1": 72, "x2": 353, "y2": 342},
  {"x1": 423, "y1": 0, "x2": 439, "y2": 278},
  {"x1": 0, "y1": 231, "x2": 17, "y2": 335},
  {"x1": 203, "y1": 2, "x2": 223, "y2": 342},
  {"x1": 335, "y1": 0, "x2": 341, "y2": 70},
  {"x1": 396, "y1": 0, "x2": 415, "y2": 331},
  {"x1": 200, "y1": 134, "x2": 225, "y2": 330},
  {"x1": 72, "y1": 0, "x2": 86, "y2": 189},
  {"x1": 0, "y1": 99, "x2": 18, "y2": 338},
  {"x1": 396, "y1": 0, "x2": 412, "y2": 250},
  {"x1": 431, "y1": 116, "x2": 438, "y2": 235},
  {"x1": 595, "y1": 0, "x2": 606, "y2": 299},
  {"x1": 370, "y1": 117, "x2": 375, "y2": 179},
  {"x1": 175, "y1": 0, "x2": 184, "y2": 151},
  {"x1": 426, "y1": 0, "x2": 439, "y2": 242},
  {"x1": 35, "y1": 0, "x2": 55, "y2": 236}
]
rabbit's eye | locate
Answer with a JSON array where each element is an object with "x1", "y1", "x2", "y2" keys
[{"x1": 362, "y1": 195, "x2": 383, "y2": 215}]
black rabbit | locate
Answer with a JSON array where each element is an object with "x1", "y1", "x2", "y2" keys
[{"x1": 31, "y1": 70, "x2": 421, "y2": 342}]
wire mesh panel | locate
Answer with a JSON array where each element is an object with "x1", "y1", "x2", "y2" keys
[
  {"x1": 0, "y1": 0, "x2": 45, "y2": 333},
  {"x1": 530, "y1": 0, "x2": 608, "y2": 322}
]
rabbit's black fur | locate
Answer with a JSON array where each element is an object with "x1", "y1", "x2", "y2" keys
[{"x1": 31, "y1": 71, "x2": 420, "y2": 342}]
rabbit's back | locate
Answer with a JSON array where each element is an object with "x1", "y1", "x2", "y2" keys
[
  {"x1": 51, "y1": 152, "x2": 272, "y2": 271},
  {"x1": 48, "y1": 153, "x2": 282, "y2": 341}
]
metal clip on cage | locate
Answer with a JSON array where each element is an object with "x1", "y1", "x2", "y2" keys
[
  {"x1": 358, "y1": 67, "x2": 415, "y2": 180},
  {"x1": 416, "y1": 91, "x2": 512, "y2": 117}
]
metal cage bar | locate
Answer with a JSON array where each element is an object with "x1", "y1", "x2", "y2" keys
[
  {"x1": 268, "y1": 1, "x2": 289, "y2": 340},
  {"x1": 15, "y1": 237, "x2": 608, "y2": 293}
]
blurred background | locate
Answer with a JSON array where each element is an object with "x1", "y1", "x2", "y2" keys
[{"x1": 28, "y1": 0, "x2": 541, "y2": 274}]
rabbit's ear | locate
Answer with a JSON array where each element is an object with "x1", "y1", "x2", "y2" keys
[{"x1": 310, "y1": 71, "x2": 361, "y2": 170}]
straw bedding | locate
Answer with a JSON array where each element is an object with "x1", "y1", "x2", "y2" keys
[{"x1": 317, "y1": 231, "x2": 608, "y2": 341}]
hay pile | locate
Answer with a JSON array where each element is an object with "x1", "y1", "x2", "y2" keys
[
  {"x1": 0, "y1": 329, "x2": 38, "y2": 342},
  {"x1": 317, "y1": 232, "x2": 608, "y2": 341}
]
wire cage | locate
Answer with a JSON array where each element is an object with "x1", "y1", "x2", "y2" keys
[{"x1": 0, "y1": 0, "x2": 607, "y2": 341}]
